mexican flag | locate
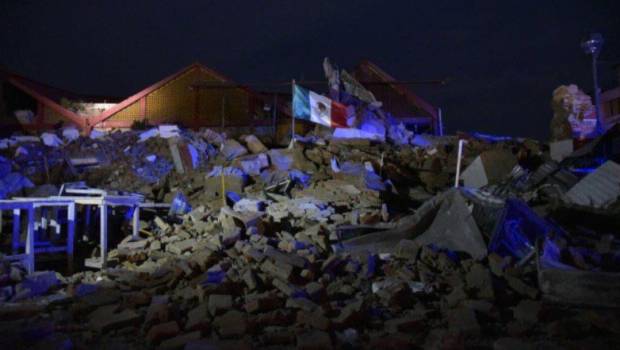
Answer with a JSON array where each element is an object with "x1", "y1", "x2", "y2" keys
[{"x1": 292, "y1": 85, "x2": 348, "y2": 128}]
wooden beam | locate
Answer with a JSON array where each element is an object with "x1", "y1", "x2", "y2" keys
[{"x1": 8, "y1": 77, "x2": 87, "y2": 131}]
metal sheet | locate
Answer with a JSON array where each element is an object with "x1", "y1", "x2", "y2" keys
[{"x1": 564, "y1": 160, "x2": 620, "y2": 208}]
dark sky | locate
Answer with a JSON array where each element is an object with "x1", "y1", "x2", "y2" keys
[{"x1": 1, "y1": 1, "x2": 619, "y2": 139}]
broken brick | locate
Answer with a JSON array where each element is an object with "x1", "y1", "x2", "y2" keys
[{"x1": 146, "y1": 321, "x2": 180, "y2": 344}]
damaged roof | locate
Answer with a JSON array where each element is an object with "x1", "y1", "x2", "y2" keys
[{"x1": 564, "y1": 160, "x2": 620, "y2": 208}]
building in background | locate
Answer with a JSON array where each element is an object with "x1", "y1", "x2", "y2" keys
[
  {"x1": 90, "y1": 63, "x2": 278, "y2": 134},
  {"x1": 2, "y1": 61, "x2": 442, "y2": 138},
  {"x1": 352, "y1": 60, "x2": 441, "y2": 134},
  {"x1": 0, "y1": 67, "x2": 120, "y2": 135},
  {"x1": 1, "y1": 63, "x2": 286, "y2": 136},
  {"x1": 601, "y1": 64, "x2": 620, "y2": 129}
]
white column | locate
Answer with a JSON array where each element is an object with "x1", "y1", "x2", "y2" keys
[
  {"x1": 100, "y1": 202, "x2": 108, "y2": 267},
  {"x1": 67, "y1": 202, "x2": 76, "y2": 262},
  {"x1": 454, "y1": 139, "x2": 467, "y2": 188},
  {"x1": 132, "y1": 206, "x2": 140, "y2": 240},
  {"x1": 53, "y1": 207, "x2": 61, "y2": 236},
  {"x1": 26, "y1": 205, "x2": 35, "y2": 273},
  {"x1": 12, "y1": 208, "x2": 20, "y2": 254}
]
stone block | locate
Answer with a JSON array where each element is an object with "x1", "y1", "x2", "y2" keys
[
  {"x1": 146, "y1": 321, "x2": 179, "y2": 344},
  {"x1": 296, "y1": 330, "x2": 332, "y2": 350},
  {"x1": 213, "y1": 310, "x2": 247, "y2": 338},
  {"x1": 89, "y1": 305, "x2": 141, "y2": 333},
  {"x1": 208, "y1": 294, "x2": 233, "y2": 316}
]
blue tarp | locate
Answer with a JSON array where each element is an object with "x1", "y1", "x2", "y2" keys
[
  {"x1": 0, "y1": 172, "x2": 34, "y2": 199},
  {"x1": 226, "y1": 191, "x2": 242, "y2": 203},
  {"x1": 203, "y1": 265, "x2": 226, "y2": 285},
  {"x1": 168, "y1": 192, "x2": 192, "y2": 216},
  {"x1": 289, "y1": 169, "x2": 311, "y2": 187},
  {"x1": 364, "y1": 171, "x2": 386, "y2": 191},
  {"x1": 133, "y1": 158, "x2": 173, "y2": 184},
  {"x1": 74, "y1": 283, "x2": 99, "y2": 297},
  {"x1": 0, "y1": 156, "x2": 11, "y2": 178},
  {"x1": 268, "y1": 149, "x2": 294, "y2": 171},
  {"x1": 488, "y1": 198, "x2": 557, "y2": 260},
  {"x1": 339, "y1": 161, "x2": 385, "y2": 191},
  {"x1": 128, "y1": 143, "x2": 174, "y2": 183},
  {"x1": 259, "y1": 169, "x2": 289, "y2": 187},
  {"x1": 21, "y1": 271, "x2": 60, "y2": 298}
]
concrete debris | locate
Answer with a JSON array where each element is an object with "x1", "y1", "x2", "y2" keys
[
  {"x1": 461, "y1": 149, "x2": 517, "y2": 188},
  {"x1": 1, "y1": 122, "x2": 620, "y2": 349},
  {"x1": 414, "y1": 190, "x2": 487, "y2": 259},
  {"x1": 238, "y1": 153, "x2": 269, "y2": 175},
  {"x1": 146, "y1": 320, "x2": 179, "y2": 344},
  {"x1": 493, "y1": 337, "x2": 537, "y2": 350},
  {"x1": 220, "y1": 139, "x2": 248, "y2": 160},
  {"x1": 549, "y1": 139, "x2": 574, "y2": 162},
  {"x1": 159, "y1": 331, "x2": 201, "y2": 349},
  {"x1": 266, "y1": 197, "x2": 334, "y2": 222},
  {"x1": 538, "y1": 237, "x2": 620, "y2": 307},
  {"x1": 165, "y1": 238, "x2": 196, "y2": 255},
  {"x1": 448, "y1": 307, "x2": 480, "y2": 335},
  {"x1": 41, "y1": 132, "x2": 64, "y2": 147},
  {"x1": 168, "y1": 139, "x2": 185, "y2": 174},
  {"x1": 208, "y1": 294, "x2": 232, "y2": 316},
  {"x1": 242, "y1": 134, "x2": 268, "y2": 154},
  {"x1": 62, "y1": 127, "x2": 80, "y2": 142},
  {"x1": 297, "y1": 329, "x2": 333, "y2": 350},
  {"x1": 89, "y1": 305, "x2": 141, "y2": 333},
  {"x1": 212, "y1": 310, "x2": 247, "y2": 337}
]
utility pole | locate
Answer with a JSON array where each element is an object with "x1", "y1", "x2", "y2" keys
[{"x1": 581, "y1": 33, "x2": 605, "y2": 135}]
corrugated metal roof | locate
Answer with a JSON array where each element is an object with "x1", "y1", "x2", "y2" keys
[
  {"x1": 527, "y1": 161, "x2": 559, "y2": 187},
  {"x1": 521, "y1": 160, "x2": 578, "y2": 192},
  {"x1": 564, "y1": 161, "x2": 620, "y2": 208}
]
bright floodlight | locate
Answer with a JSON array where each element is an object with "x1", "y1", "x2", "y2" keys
[{"x1": 581, "y1": 33, "x2": 604, "y2": 56}]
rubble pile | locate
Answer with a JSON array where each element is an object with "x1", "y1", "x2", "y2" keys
[{"x1": 1, "y1": 123, "x2": 620, "y2": 349}]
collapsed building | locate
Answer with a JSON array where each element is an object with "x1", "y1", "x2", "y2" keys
[
  {"x1": 0, "y1": 60, "x2": 620, "y2": 349},
  {"x1": 352, "y1": 60, "x2": 442, "y2": 135}
]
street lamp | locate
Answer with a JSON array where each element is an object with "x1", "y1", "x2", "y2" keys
[{"x1": 581, "y1": 33, "x2": 604, "y2": 135}]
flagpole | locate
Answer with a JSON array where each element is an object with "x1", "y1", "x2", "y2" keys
[{"x1": 291, "y1": 79, "x2": 296, "y2": 145}]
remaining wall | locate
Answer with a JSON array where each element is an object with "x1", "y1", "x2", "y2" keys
[
  {"x1": 352, "y1": 64, "x2": 431, "y2": 120},
  {"x1": 42, "y1": 105, "x2": 69, "y2": 125},
  {"x1": 102, "y1": 67, "x2": 256, "y2": 128},
  {"x1": 602, "y1": 87, "x2": 620, "y2": 128}
]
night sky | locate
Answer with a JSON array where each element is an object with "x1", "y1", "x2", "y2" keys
[{"x1": 1, "y1": 1, "x2": 619, "y2": 139}]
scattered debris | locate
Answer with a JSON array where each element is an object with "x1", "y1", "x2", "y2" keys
[{"x1": 0, "y1": 111, "x2": 619, "y2": 349}]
